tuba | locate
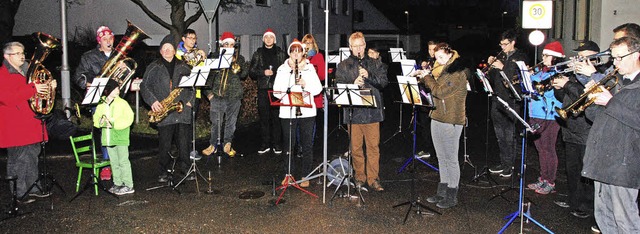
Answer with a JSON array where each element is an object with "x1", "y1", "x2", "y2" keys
[
  {"x1": 98, "y1": 20, "x2": 150, "y2": 97},
  {"x1": 555, "y1": 68, "x2": 619, "y2": 120},
  {"x1": 183, "y1": 47, "x2": 205, "y2": 67},
  {"x1": 27, "y1": 32, "x2": 60, "y2": 115},
  {"x1": 148, "y1": 88, "x2": 183, "y2": 123}
]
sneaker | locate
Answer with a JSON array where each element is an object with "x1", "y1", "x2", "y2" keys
[
  {"x1": 273, "y1": 146, "x2": 283, "y2": 154},
  {"x1": 535, "y1": 181, "x2": 555, "y2": 195},
  {"x1": 370, "y1": 180, "x2": 385, "y2": 192},
  {"x1": 28, "y1": 191, "x2": 51, "y2": 198},
  {"x1": 20, "y1": 198, "x2": 36, "y2": 204},
  {"x1": 591, "y1": 225, "x2": 601, "y2": 233},
  {"x1": 108, "y1": 185, "x2": 122, "y2": 194},
  {"x1": 201, "y1": 144, "x2": 216, "y2": 156},
  {"x1": 528, "y1": 178, "x2": 545, "y2": 190},
  {"x1": 553, "y1": 200, "x2": 570, "y2": 208},
  {"x1": 355, "y1": 180, "x2": 365, "y2": 188},
  {"x1": 489, "y1": 164, "x2": 506, "y2": 173},
  {"x1": 416, "y1": 151, "x2": 431, "y2": 159},
  {"x1": 570, "y1": 209, "x2": 590, "y2": 219},
  {"x1": 499, "y1": 168, "x2": 512, "y2": 178},
  {"x1": 185, "y1": 174, "x2": 196, "y2": 181},
  {"x1": 115, "y1": 186, "x2": 135, "y2": 195},
  {"x1": 190, "y1": 152, "x2": 202, "y2": 160},
  {"x1": 223, "y1": 143, "x2": 236, "y2": 157},
  {"x1": 158, "y1": 174, "x2": 169, "y2": 183},
  {"x1": 258, "y1": 146, "x2": 271, "y2": 154}
]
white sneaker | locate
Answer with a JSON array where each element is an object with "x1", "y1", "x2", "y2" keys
[{"x1": 115, "y1": 186, "x2": 135, "y2": 195}]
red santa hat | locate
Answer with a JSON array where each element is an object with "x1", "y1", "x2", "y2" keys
[
  {"x1": 287, "y1": 39, "x2": 304, "y2": 56},
  {"x1": 542, "y1": 41, "x2": 565, "y2": 58},
  {"x1": 96, "y1": 26, "x2": 113, "y2": 43},
  {"x1": 263, "y1": 28, "x2": 276, "y2": 43},
  {"x1": 219, "y1": 31, "x2": 235, "y2": 45}
]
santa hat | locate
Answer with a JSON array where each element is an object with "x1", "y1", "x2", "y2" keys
[
  {"x1": 542, "y1": 41, "x2": 565, "y2": 58},
  {"x1": 96, "y1": 26, "x2": 113, "y2": 42},
  {"x1": 219, "y1": 32, "x2": 235, "y2": 45},
  {"x1": 287, "y1": 39, "x2": 304, "y2": 56},
  {"x1": 263, "y1": 28, "x2": 276, "y2": 43}
]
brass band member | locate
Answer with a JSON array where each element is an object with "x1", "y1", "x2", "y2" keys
[
  {"x1": 202, "y1": 32, "x2": 249, "y2": 157},
  {"x1": 140, "y1": 35, "x2": 194, "y2": 182},
  {"x1": 1, "y1": 42, "x2": 56, "y2": 202},
  {"x1": 335, "y1": 32, "x2": 388, "y2": 192},
  {"x1": 487, "y1": 29, "x2": 528, "y2": 178},
  {"x1": 421, "y1": 43, "x2": 468, "y2": 209}
]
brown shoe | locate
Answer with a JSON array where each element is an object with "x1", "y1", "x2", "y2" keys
[
  {"x1": 299, "y1": 180, "x2": 310, "y2": 188},
  {"x1": 223, "y1": 143, "x2": 236, "y2": 157},
  {"x1": 202, "y1": 145, "x2": 216, "y2": 156},
  {"x1": 370, "y1": 180, "x2": 384, "y2": 192}
]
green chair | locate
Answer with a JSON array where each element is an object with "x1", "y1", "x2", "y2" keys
[{"x1": 70, "y1": 133, "x2": 110, "y2": 196}]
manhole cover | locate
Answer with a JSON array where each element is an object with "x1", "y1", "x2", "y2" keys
[{"x1": 239, "y1": 190, "x2": 265, "y2": 199}]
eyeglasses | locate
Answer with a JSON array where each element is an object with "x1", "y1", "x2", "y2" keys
[
  {"x1": 498, "y1": 42, "x2": 511, "y2": 47},
  {"x1": 6, "y1": 52, "x2": 24, "y2": 56},
  {"x1": 186, "y1": 36, "x2": 197, "y2": 40},
  {"x1": 612, "y1": 50, "x2": 638, "y2": 61},
  {"x1": 350, "y1": 44, "x2": 365, "y2": 48}
]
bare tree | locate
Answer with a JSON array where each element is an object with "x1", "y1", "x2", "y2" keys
[{"x1": 129, "y1": 0, "x2": 249, "y2": 40}]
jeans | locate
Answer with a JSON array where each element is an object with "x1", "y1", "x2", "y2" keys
[
  {"x1": 106, "y1": 145, "x2": 133, "y2": 188},
  {"x1": 258, "y1": 89, "x2": 282, "y2": 147},
  {"x1": 281, "y1": 117, "x2": 315, "y2": 179},
  {"x1": 431, "y1": 120, "x2": 463, "y2": 188},
  {"x1": 157, "y1": 123, "x2": 191, "y2": 174},
  {"x1": 349, "y1": 122, "x2": 381, "y2": 185},
  {"x1": 490, "y1": 102, "x2": 520, "y2": 168},
  {"x1": 594, "y1": 181, "x2": 640, "y2": 234},
  {"x1": 208, "y1": 98, "x2": 241, "y2": 145},
  {"x1": 530, "y1": 118, "x2": 560, "y2": 183},
  {"x1": 6, "y1": 143, "x2": 40, "y2": 197},
  {"x1": 564, "y1": 142, "x2": 593, "y2": 211}
]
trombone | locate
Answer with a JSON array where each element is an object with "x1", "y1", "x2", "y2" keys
[{"x1": 555, "y1": 68, "x2": 619, "y2": 120}]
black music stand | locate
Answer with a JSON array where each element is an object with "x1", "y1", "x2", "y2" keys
[
  {"x1": 395, "y1": 76, "x2": 438, "y2": 173},
  {"x1": 145, "y1": 152, "x2": 181, "y2": 194},
  {"x1": 173, "y1": 64, "x2": 211, "y2": 194},
  {"x1": 71, "y1": 79, "x2": 118, "y2": 202},
  {"x1": 1, "y1": 176, "x2": 31, "y2": 222},
  {"x1": 391, "y1": 78, "x2": 441, "y2": 223},
  {"x1": 269, "y1": 90, "x2": 318, "y2": 205},
  {"x1": 470, "y1": 69, "x2": 499, "y2": 185},
  {"x1": 328, "y1": 84, "x2": 376, "y2": 205}
]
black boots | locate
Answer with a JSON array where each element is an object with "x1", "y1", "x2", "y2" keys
[
  {"x1": 426, "y1": 183, "x2": 447, "y2": 203},
  {"x1": 436, "y1": 187, "x2": 459, "y2": 209}
]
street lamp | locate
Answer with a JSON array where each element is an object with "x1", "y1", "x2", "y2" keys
[
  {"x1": 501, "y1": 11, "x2": 507, "y2": 29},
  {"x1": 405, "y1": 11, "x2": 409, "y2": 34}
]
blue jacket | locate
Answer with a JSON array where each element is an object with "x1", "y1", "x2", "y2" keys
[{"x1": 529, "y1": 70, "x2": 561, "y2": 120}]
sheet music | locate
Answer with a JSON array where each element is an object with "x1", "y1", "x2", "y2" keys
[
  {"x1": 396, "y1": 76, "x2": 422, "y2": 105},
  {"x1": 389, "y1": 48, "x2": 406, "y2": 62},
  {"x1": 333, "y1": 83, "x2": 376, "y2": 107},
  {"x1": 179, "y1": 67, "x2": 210, "y2": 87},
  {"x1": 475, "y1": 69, "x2": 494, "y2": 94},
  {"x1": 82, "y1": 77, "x2": 110, "y2": 105},
  {"x1": 328, "y1": 47, "x2": 351, "y2": 64},
  {"x1": 516, "y1": 61, "x2": 533, "y2": 93},
  {"x1": 205, "y1": 48, "x2": 233, "y2": 69},
  {"x1": 400, "y1": 59, "x2": 416, "y2": 76}
]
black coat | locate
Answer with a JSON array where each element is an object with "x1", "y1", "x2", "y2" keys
[
  {"x1": 73, "y1": 47, "x2": 109, "y2": 90},
  {"x1": 553, "y1": 76, "x2": 592, "y2": 144},
  {"x1": 249, "y1": 45, "x2": 287, "y2": 90},
  {"x1": 140, "y1": 59, "x2": 194, "y2": 127}
]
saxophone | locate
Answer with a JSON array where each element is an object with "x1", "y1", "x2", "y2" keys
[
  {"x1": 148, "y1": 88, "x2": 184, "y2": 123},
  {"x1": 27, "y1": 32, "x2": 60, "y2": 115}
]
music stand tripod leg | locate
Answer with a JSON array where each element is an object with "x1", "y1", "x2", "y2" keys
[{"x1": 146, "y1": 152, "x2": 181, "y2": 194}]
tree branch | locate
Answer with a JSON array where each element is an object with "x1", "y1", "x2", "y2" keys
[
  {"x1": 184, "y1": 7, "x2": 203, "y2": 25},
  {"x1": 130, "y1": 0, "x2": 172, "y2": 30}
]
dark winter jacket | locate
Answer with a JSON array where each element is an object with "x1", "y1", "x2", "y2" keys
[
  {"x1": 553, "y1": 76, "x2": 591, "y2": 145},
  {"x1": 422, "y1": 59, "x2": 468, "y2": 125},
  {"x1": 140, "y1": 59, "x2": 194, "y2": 127},
  {"x1": 582, "y1": 73, "x2": 640, "y2": 189},
  {"x1": 203, "y1": 54, "x2": 249, "y2": 100},
  {"x1": 73, "y1": 47, "x2": 109, "y2": 90},
  {"x1": 335, "y1": 55, "x2": 388, "y2": 124},
  {"x1": 488, "y1": 49, "x2": 528, "y2": 107},
  {"x1": 249, "y1": 45, "x2": 287, "y2": 90}
]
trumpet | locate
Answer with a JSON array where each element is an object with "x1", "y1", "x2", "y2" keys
[
  {"x1": 555, "y1": 68, "x2": 619, "y2": 120},
  {"x1": 549, "y1": 50, "x2": 610, "y2": 74}
]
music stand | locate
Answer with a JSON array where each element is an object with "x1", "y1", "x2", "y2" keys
[
  {"x1": 268, "y1": 90, "x2": 317, "y2": 205},
  {"x1": 470, "y1": 69, "x2": 499, "y2": 186},
  {"x1": 71, "y1": 79, "x2": 118, "y2": 201},
  {"x1": 172, "y1": 64, "x2": 211, "y2": 194},
  {"x1": 328, "y1": 84, "x2": 376, "y2": 205},
  {"x1": 389, "y1": 48, "x2": 407, "y2": 63},
  {"x1": 392, "y1": 77, "x2": 440, "y2": 223},
  {"x1": 395, "y1": 76, "x2": 438, "y2": 173}
]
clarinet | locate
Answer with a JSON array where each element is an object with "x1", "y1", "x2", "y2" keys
[{"x1": 294, "y1": 59, "x2": 302, "y2": 117}]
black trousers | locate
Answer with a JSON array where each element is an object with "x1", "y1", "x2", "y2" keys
[
  {"x1": 281, "y1": 117, "x2": 315, "y2": 179},
  {"x1": 564, "y1": 142, "x2": 594, "y2": 211},
  {"x1": 490, "y1": 101, "x2": 521, "y2": 168},
  {"x1": 157, "y1": 123, "x2": 191, "y2": 174},
  {"x1": 257, "y1": 89, "x2": 282, "y2": 148}
]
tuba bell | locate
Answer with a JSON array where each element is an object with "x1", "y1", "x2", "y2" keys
[
  {"x1": 98, "y1": 20, "x2": 150, "y2": 97},
  {"x1": 27, "y1": 32, "x2": 61, "y2": 115}
]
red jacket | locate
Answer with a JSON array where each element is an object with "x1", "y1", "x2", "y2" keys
[
  {"x1": 308, "y1": 53, "x2": 326, "y2": 108},
  {"x1": 0, "y1": 64, "x2": 47, "y2": 148}
]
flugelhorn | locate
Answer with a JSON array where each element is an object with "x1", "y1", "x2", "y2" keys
[
  {"x1": 98, "y1": 20, "x2": 150, "y2": 97},
  {"x1": 27, "y1": 32, "x2": 60, "y2": 115},
  {"x1": 555, "y1": 68, "x2": 619, "y2": 120},
  {"x1": 549, "y1": 50, "x2": 610, "y2": 74}
]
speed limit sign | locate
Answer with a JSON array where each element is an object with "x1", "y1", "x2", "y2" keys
[{"x1": 522, "y1": 1, "x2": 553, "y2": 29}]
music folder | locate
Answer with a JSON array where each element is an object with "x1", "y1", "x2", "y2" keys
[
  {"x1": 179, "y1": 66, "x2": 210, "y2": 88},
  {"x1": 82, "y1": 77, "x2": 110, "y2": 105},
  {"x1": 515, "y1": 61, "x2": 533, "y2": 93},
  {"x1": 389, "y1": 48, "x2": 407, "y2": 62},
  {"x1": 332, "y1": 83, "x2": 376, "y2": 107},
  {"x1": 268, "y1": 90, "x2": 313, "y2": 108},
  {"x1": 400, "y1": 59, "x2": 417, "y2": 76},
  {"x1": 327, "y1": 47, "x2": 351, "y2": 64},
  {"x1": 396, "y1": 76, "x2": 433, "y2": 106}
]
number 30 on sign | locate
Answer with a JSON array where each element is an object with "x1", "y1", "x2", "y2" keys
[{"x1": 522, "y1": 0, "x2": 553, "y2": 29}]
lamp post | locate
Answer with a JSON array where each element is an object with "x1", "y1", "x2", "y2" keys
[{"x1": 405, "y1": 11, "x2": 409, "y2": 34}]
